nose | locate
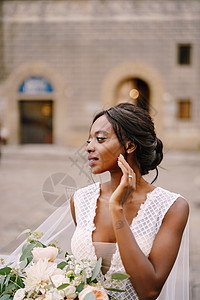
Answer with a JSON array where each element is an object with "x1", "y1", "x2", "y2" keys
[{"x1": 86, "y1": 141, "x2": 95, "y2": 153}]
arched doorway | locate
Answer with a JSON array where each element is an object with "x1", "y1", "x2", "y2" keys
[
  {"x1": 115, "y1": 77, "x2": 150, "y2": 112},
  {"x1": 4, "y1": 62, "x2": 67, "y2": 145},
  {"x1": 18, "y1": 77, "x2": 54, "y2": 144},
  {"x1": 102, "y1": 62, "x2": 165, "y2": 138}
]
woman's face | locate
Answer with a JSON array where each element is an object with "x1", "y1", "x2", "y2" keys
[{"x1": 86, "y1": 115, "x2": 124, "y2": 174}]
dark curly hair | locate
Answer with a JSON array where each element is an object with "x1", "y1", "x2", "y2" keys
[{"x1": 92, "y1": 102, "x2": 163, "y2": 183}]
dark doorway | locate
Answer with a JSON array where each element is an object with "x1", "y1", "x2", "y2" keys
[
  {"x1": 132, "y1": 78, "x2": 150, "y2": 112},
  {"x1": 116, "y1": 78, "x2": 150, "y2": 112},
  {"x1": 19, "y1": 100, "x2": 53, "y2": 144}
]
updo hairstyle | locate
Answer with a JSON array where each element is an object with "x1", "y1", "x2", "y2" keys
[{"x1": 92, "y1": 103, "x2": 163, "y2": 182}]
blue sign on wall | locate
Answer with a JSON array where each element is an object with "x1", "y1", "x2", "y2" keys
[{"x1": 19, "y1": 77, "x2": 53, "y2": 94}]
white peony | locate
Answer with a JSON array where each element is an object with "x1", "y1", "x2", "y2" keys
[
  {"x1": 13, "y1": 288, "x2": 25, "y2": 300},
  {"x1": 79, "y1": 285, "x2": 109, "y2": 300},
  {"x1": 24, "y1": 258, "x2": 63, "y2": 294},
  {"x1": 32, "y1": 247, "x2": 58, "y2": 262}
]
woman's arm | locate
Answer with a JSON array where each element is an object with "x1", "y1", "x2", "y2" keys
[{"x1": 110, "y1": 155, "x2": 189, "y2": 300}]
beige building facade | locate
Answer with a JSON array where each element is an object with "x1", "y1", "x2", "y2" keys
[{"x1": 0, "y1": 0, "x2": 199, "y2": 150}]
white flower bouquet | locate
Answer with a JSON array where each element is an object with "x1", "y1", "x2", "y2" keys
[{"x1": 0, "y1": 230, "x2": 129, "y2": 300}]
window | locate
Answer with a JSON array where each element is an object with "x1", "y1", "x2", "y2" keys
[
  {"x1": 177, "y1": 99, "x2": 191, "y2": 120},
  {"x1": 177, "y1": 44, "x2": 192, "y2": 65}
]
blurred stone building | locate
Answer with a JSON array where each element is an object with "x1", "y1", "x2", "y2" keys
[{"x1": 0, "y1": 0, "x2": 199, "y2": 149}]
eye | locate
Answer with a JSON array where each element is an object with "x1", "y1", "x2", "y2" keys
[
  {"x1": 96, "y1": 137, "x2": 106, "y2": 143},
  {"x1": 86, "y1": 139, "x2": 91, "y2": 144}
]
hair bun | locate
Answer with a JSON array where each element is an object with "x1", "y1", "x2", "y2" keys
[{"x1": 149, "y1": 138, "x2": 163, "y2": 171}]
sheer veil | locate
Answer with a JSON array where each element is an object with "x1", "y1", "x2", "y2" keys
[
  {"x1": 158, "y1": 222, "x2": 189, "y2": 300},
  {"x1": 2, "y1": 199, "x2": 75, "y2": 264}
]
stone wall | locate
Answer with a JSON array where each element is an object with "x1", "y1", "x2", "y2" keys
[{"x1": 0, "y1": 0, "x2": 199, "y2": 149}]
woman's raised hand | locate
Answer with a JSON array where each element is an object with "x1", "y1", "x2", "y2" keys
[{"x1": 109, "y1": 154, "x2": 136, "y2": 207}]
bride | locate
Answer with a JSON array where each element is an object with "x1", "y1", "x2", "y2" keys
[{"x1": 2, "y1": 103, "x2": 189, "y2": 300}]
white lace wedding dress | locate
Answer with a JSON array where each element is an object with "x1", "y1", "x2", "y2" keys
[{"x1": 71, "y1": 182, "x2": 189, "y2": 300}]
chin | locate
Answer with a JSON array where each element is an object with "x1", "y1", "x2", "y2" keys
[
  {"x1": 90, "y1": 166, "x2": 105, "y2": 175},
  {"x1": 91, "y1": 168, "x2": 101, "y2": 175}
]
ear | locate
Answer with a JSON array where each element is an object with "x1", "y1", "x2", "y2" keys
[{"x1": 125, "y1": 141, "x2": 137, "y2": 154}]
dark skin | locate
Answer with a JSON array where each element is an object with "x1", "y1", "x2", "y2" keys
[{"x1": 71, "y1": 115, "x2": 189, "y2": 300}]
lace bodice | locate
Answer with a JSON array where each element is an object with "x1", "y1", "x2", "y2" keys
[{"x1": 71, "y1": 182, "x2": 183, "y2": 299}]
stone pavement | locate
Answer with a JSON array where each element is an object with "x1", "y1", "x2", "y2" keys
[{"x1": 0, "y1": 145, "x2": 200, "y2": 299}]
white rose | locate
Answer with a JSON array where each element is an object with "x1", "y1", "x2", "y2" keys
[
  {"x1": 79, "y1": 286, "x2": 109, "y2": 300},
  {"x1": 13, "y1": 288, "x2": 25, "y2": 300},
  {"x1": 64, "y1": 285, "x2": 77, "y2": 299},
  {"x1": 32, "y1": 247, "x2": 58, "y2": 262}
]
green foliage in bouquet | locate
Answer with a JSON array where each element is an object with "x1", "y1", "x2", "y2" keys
[
  {"x1": 0, "y1": 230, "x2": 45, "y2": 299},
  {"x1": 0, "y1": 230, "x2": 130, "y2": 300}
]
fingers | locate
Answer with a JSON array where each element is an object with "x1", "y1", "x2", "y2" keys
[
  {"x1": 117, "y1": 159, "x2": 127, "y2": 175},
  {"x1": 118, "y1": 154, "x2": 136, "y2": 188},
  {"x1": 118, "y1": 154, "x2": 133, "y2": 175}
]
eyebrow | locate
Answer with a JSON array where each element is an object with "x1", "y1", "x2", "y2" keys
[
  {"x1": 94, "y1": 130, "x2": 109, "y2": 135},
  {"x1": 88, "y1": 130, "x2": 110, "y2": 139}
]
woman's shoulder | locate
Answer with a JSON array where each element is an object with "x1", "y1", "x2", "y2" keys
[
  {"x1": 161, "y1": 194, "x2": 189, "y2": 235},
  {"x1": 75, "y1": 182, "x2": 100, "y2": 194},
  {"x1": 150, "y1": 187, "x2": 189, "y2": 233},
  {"x1": 148, "y1": 186, "x2": 189, "y2": 214},
  {"x1": 70, "y1": 182, "x2": 101, "y2": 224},
  {"x1": 73, "y1": 182, "x2": 100, "y2": 201},
  {"x1": 153, "y1": 187, "x2": 189, "y2": 219},
  {"x1": 152, "y1": 186, "x2": 183, "y2": 201}
]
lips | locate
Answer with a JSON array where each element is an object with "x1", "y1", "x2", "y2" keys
[{"x1": 88, "y1": 155, "x2": 99, "y2": 167}]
